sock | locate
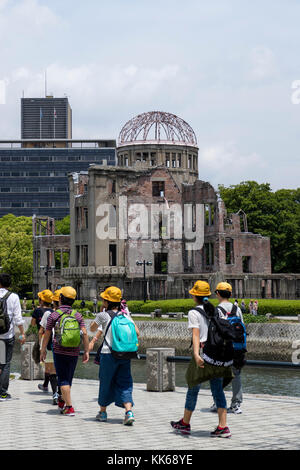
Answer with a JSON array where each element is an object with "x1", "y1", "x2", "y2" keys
[
  {"x1": 43, "y1": 373, "x2": 50, "y2": 388},
  {"x1": 49, "y1": 375, "x2": 58, "y2": 395}
]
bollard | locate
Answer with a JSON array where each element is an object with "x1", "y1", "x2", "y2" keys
[
  {"x1": 146, "y1": 348, "x2": 175, "y2": 392},
  {"x1": 176, "y1": 312, "x2": 184, "y2": 320},
  {"x1": 21, "y1": 342, "x2": 44, "y2": 381}
]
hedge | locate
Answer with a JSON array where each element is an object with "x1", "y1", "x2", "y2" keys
[
  {"x1": 126, "y1": 299, "x2": 300, "y2": 316},
  {"x1": 24, "y1": 298, "x2": 300, "y2": 316}
]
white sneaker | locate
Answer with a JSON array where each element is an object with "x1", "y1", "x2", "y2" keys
[{"x1": 229, "y1": 405, "x2": 243, "y2": 414}]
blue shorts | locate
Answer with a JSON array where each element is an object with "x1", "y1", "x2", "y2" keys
[{"x1": 53, "y1": 353, "x2": 78, "y2": 387}]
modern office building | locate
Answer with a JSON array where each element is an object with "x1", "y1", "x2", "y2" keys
[
  {"x1": 0, "y1": 139, "x2": 116, "y2": 219},
  {"x1": 21, "y1": 96, "x2": 72, "y2": 143}
]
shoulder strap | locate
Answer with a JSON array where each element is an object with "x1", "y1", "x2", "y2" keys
[
  {"x1": 100, "y1": 311, "x2": 118, "y2": 353},
  {"x1": 0, "y1": 292, "x2": 11, "y2": 303},
  {"x1": 228, "y1": 304, "x2": 238, "y2": 316},
  {"x1": 217, "y1": 306, "x2": 227, "y2": 316},
  {"x1": 193, "y1": 306, "x2": 210, "y2": 321}
]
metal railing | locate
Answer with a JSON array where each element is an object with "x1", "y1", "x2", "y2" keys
[{"x1": 83, "y1": 352, "x2": 300, "y2": 370}]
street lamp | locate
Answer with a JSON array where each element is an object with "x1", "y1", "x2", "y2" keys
[
  {"x1": 40, "y1": 265, "x2": 55, "y2": 290},
  {"x1": 136, "y1": 260, "x2": 152, "y2": 303}
]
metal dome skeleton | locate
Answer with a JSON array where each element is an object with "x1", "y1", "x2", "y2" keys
[{"x1": 118, "y1": 111, "x2": 198, "y2": 147}]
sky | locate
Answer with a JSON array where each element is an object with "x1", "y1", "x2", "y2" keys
[{"x1": 0, "y1": 0, "x2": 300, "y2": 190}]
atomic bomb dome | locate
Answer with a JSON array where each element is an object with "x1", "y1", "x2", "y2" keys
[
  {"x1": 118, "y1": 111, "x2": 198, "y2": 147},
  {"x1": 117, "y1": 111, "x2": 199, "y2": 185}
]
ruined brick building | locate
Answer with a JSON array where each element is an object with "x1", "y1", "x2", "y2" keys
[{"x1": 33, "y1": 112, "x2": 299, "y2": 300}]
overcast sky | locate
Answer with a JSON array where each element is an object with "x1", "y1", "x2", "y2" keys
[{"x1": 0, "y1": 0, "x2": 299, "y2": 190}]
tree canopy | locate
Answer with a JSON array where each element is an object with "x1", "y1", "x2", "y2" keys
[{"x1": 219, "y1": 181, "x2": 300, "y2": 273}]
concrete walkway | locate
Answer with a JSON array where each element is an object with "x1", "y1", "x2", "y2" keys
[{"x1": 1, "y1": 378, "x2": 300, "y2": 450}]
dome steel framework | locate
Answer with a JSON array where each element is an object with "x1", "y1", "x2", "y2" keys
[{"x1": 118, "y1": 111, "x2": 198, "y2": 147}]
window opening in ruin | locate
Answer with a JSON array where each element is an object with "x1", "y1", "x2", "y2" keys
[
  {"x1": 109, "y1": 205, "x2": 117, "y2": 228},
  {"x1": 177, "y1": 154, "x2": 182, "y2": 168},
  {"x1": 63, "y1": 252, "x2": 70, "y2": 268},
  {"x1": 76, "y1": 245, "x2": 80, "y2": 266},
  {"x1": 111, "y1": 180, "x2": 116, "y2": 194},
  {"x1": 109, "y1": 245, "x2": 117, "y2": 267},
  {"x1": 152, "y1": 181, "x2": 165, "y2": 197},
  {"x1": 82, "y1": 245, "x2": 88, "y2": 267},
  {"x1": 243, "y1": 256, "x2": 251, "y2": 273},
  {"x1": 205, "y1": 243, "x2": 214, "y2": 266},
  {"x1": 154, "y1": 253, "x2": 168, "y2": 274},
  {"x1": 83, "y1": 207, "x2": 89, "y2": 229},
  {"x1": 226, "y1": 239, "x2": 234, "y2": 265}
]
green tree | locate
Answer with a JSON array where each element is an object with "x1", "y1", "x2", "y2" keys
[
  {"x1": 219, "y1": 182, "x2": 300, "y2": 273},
  {"x1": 0, "y1": 214, "x2": 33, "y2": 292},
  {"x1": 55, "y1": 215, "x2": 70, "y2": 235}
]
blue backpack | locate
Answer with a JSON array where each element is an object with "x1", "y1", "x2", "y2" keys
[
  {"x1": 217, "y1": 305, "x2": 247, "y2": 352},
  {"x1": 103, "y1": 311, "x2": 139, "y2": 360}
]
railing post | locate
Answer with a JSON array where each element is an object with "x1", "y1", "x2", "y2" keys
[
  {"x1": 21, "y1": 342, "x2": 44, "y2": 381},
  {"x1": 146, "y1": 347, "x2": 175, "y2": 392}
]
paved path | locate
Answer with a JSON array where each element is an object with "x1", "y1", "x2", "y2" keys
[{"x1": 1, "y1": 378, "x2": 300, "y2": 450}]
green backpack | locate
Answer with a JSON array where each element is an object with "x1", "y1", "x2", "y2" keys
[{"x1": 55, "y1": 309, "x2": 81, "y2": 348}]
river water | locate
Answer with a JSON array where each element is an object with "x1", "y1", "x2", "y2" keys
[{"x1": 11, "y1": 352, "x2": 300, "y2": 398}]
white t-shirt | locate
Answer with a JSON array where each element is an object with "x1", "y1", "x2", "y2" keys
[
  {"x1": 217, "y1": 301, "x2": 244, "y2": 322},
  {"x1": 94, "y1": 310, "x2": 134, "y2": 354},
  {"x1": 40, "y1": 309, "x2": 53, "y2": 330},
  {"x1": 0, "y1": 289, "x2": 24, "y2": 340},
  {"x1": 188, "y1": 306, "x2": 210, "y2": 343}
]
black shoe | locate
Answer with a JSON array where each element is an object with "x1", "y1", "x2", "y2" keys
[{"x1": 0, "y1": 393, "x2": 12, "y2": 402}]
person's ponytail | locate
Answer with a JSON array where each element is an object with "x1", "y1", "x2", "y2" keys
[{"x1": 203, "y1": 297, "x2": 215, "y2": 317}]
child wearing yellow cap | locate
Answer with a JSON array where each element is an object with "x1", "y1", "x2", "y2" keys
[{"x1": 171, "y1": 280, "x2": 232, "y2": 439}]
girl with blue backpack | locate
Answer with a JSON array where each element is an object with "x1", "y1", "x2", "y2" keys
[{"x1": 89, "y1": 286, "x2": 140, "y2": 426}]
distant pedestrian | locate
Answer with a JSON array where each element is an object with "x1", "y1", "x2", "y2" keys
[
  {"x1": 234, "y1": 299, "x2": 239, "y2": 307},
  {"x1": 40, "y1": 287, "x2": 89, "y2": 417},
  {"x1": 22, "y1": 298, "x2": 27, "y2": 312},
  {"x1": 89, "y1": 286, "x2": 139, "y2": 426},
  {"x1": 248, "y1": 301, "x2": 253, "y2": 315},
  {"x1": 93, "y1": 297, "x2": 98, "y2": 314},
  {"x1": 0, "y1": 274, "x2": 26, "y2": 402},
  {"x1": 241, "y1": 300, "x2": 246, "y2": 315},
  {"x1": 80, "y1": 300, "x2": 86, "y2": 310},
  {"x1": 253, "y1": 301, "x2": 258, "y2": 316}
]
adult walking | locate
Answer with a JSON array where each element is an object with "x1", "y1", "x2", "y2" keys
[
  {"x1": 89, "y1": 286, "x2": 139, "y2": 426},
  {"x1": 0, "y1": 274, "x2": 25, "y2": 402}
]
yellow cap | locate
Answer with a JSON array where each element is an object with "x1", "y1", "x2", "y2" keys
[
  {"x1": 189, "y1": 281, "x2": 211, "y2": 297},
  {"x1": 52, "y1": 289, "x2": 62, "y2": 302},
  {"x1": 100, "y1": 286, "x2": 122, "y2": 303},
  {"x1": 216, "y1": 282, "x2": 233, "y2": 293},
  {"x1": 38, "y1": 290, "x2": 54, "y2": 304},
  {"x1": 60, "y1": 286, "x2": 77, "y2": 300}
]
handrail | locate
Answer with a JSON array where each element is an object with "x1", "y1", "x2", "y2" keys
[{"x1": 82, "y1": 352, "x2": 300, "y2": 369}]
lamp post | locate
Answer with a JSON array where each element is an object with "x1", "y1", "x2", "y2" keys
[
  {"x1": 40, "y1": 265, "x2": 55, "y2": 290},
  {"x1": 136, "y1": 260, "x2": 152, "y2": 303}
]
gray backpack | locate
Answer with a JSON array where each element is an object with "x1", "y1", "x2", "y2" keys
[{"x1": 0, "y1": 292, "x2": 11, "y2": 335}]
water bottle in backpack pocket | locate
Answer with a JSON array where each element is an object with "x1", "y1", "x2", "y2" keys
[
  {"x1": 55, "y1": 309, "x2": 81, "y2": 348},
  {"x1": 218, "y1": 306, "x2": 247, "y2": 352}
]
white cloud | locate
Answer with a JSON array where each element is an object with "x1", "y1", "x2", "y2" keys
[
  {"x1": 0, "y1": 0, "x2": 62, "y2": 41},
  {"x1": 200, "y1": 141, "x2": 266, "y2": 188},
  {"x1": 248, "y1": 46, "x2": 277, "y2": 81}
]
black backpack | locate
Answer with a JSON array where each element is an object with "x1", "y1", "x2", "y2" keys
[
  {"x1": 0, "y1": 292, "x2": 12, "y2": 335},
  {"x1": 195, "y1": 306, "x2": 244, "y2": 365}
]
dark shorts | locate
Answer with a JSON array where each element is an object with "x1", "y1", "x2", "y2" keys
[{"x1": 53, "y1": 353, "x2": 78, "y2": 387}]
